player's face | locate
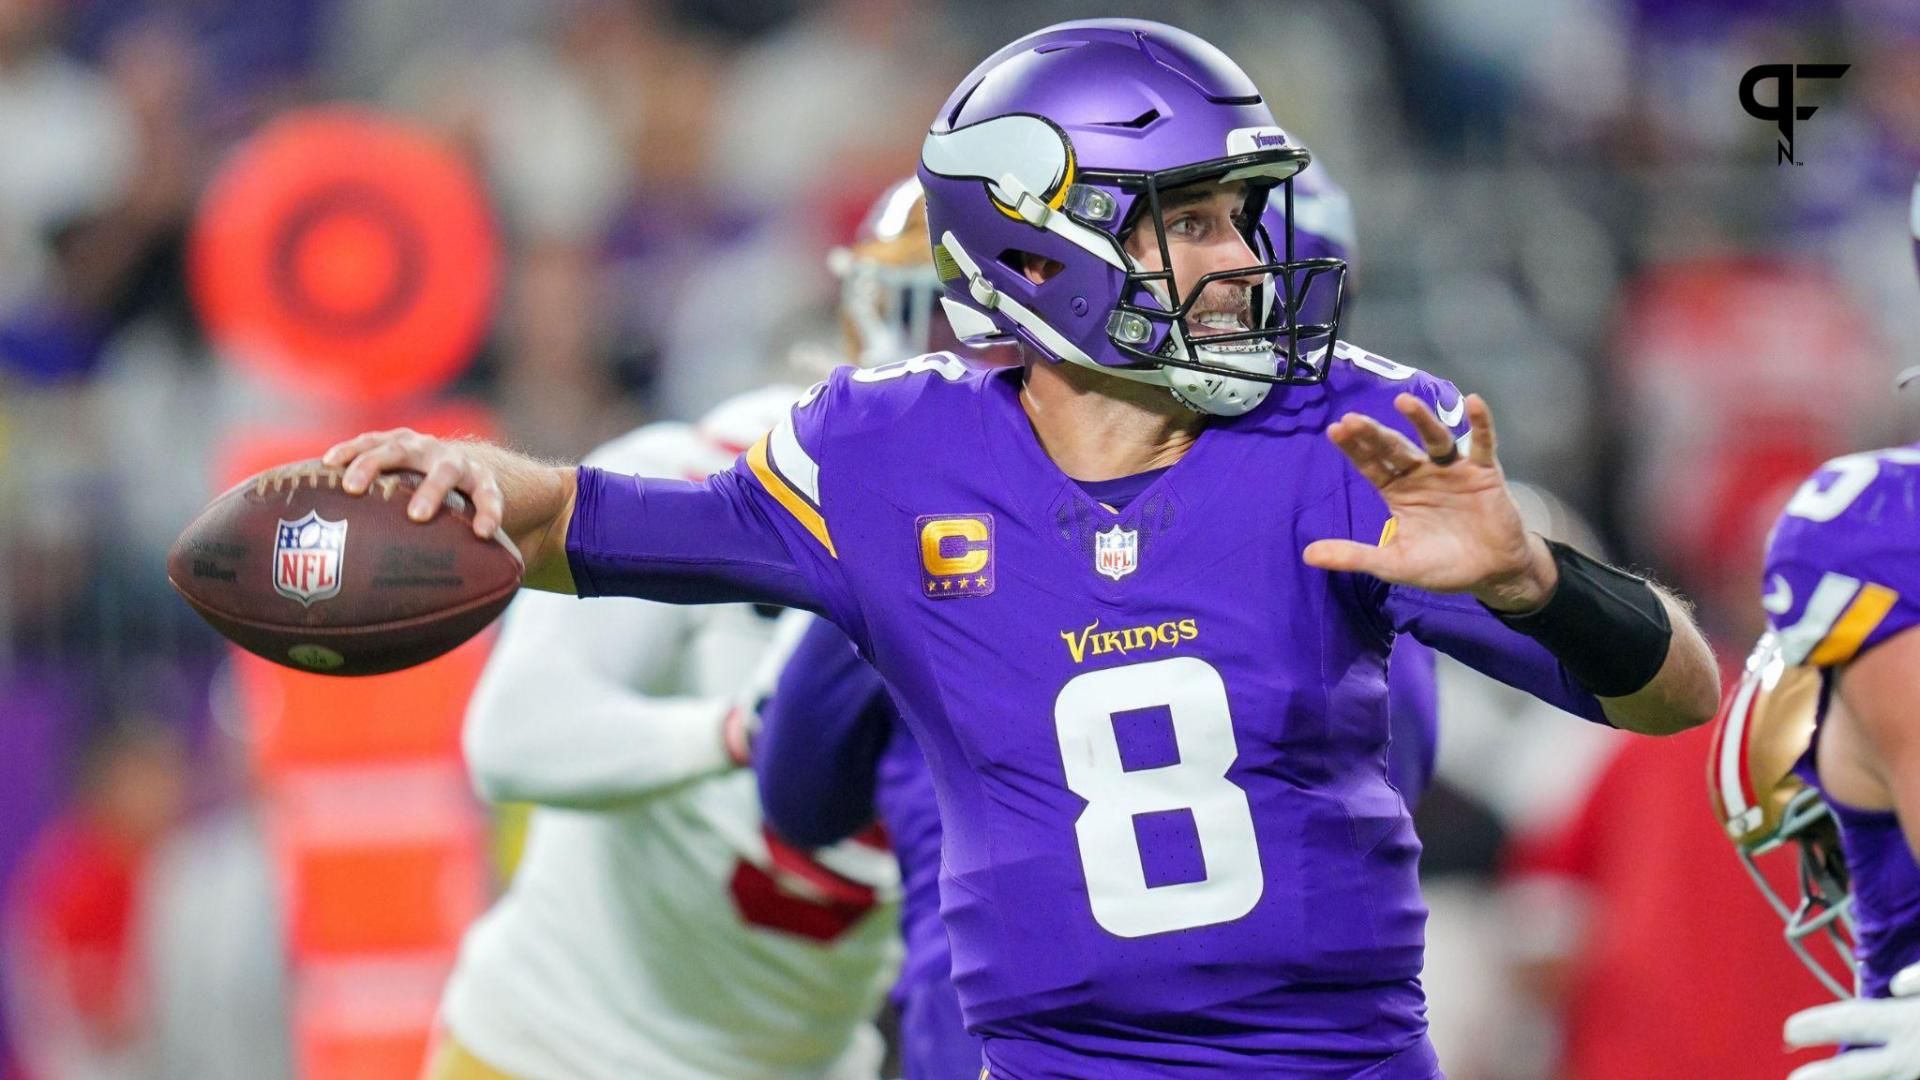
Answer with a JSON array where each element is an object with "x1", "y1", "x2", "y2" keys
[{"x1": 1124, "y1": 180, "x2": 1262, "y2": 329}]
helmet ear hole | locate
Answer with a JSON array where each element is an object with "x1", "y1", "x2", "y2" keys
[{"x1": 999, "y1": 249, "x2": 1064, "y2": 285}]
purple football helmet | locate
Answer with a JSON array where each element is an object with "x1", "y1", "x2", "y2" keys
[{"x1": 917, "y1": 19, "x2": 1347, "y2": 416}]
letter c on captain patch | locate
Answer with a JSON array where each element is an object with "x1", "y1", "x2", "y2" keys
[{"x1": 920, "y1": 517, "x2": 991, "y2": 576}]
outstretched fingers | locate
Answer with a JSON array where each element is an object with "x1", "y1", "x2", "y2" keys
[
  {"x1": 1326, "y1": 412, "x2": 1427, "y2": 490},
  {"x1": 1395, "y1": 394, "x2": 1458, "y2": 461},
  {"x1": 1466, "y1": 394, "x2": 1498, "y2": 467}
]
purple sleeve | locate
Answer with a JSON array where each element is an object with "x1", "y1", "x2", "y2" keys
[
  {"x1": 1385, "y1": 636, "x2": 1439, "y2": 806},
  {"x1": 1385, "y1": 586, "x2": 1608, "y2": 724},
  {"x1": 754, "y1": 617, "x2": 894, "y2": 849},
  {"x1": 564, "y1": 463, "x2": 854, "y2": 621}
]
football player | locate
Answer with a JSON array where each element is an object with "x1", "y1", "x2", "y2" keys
[
  {"x1": 734, "y1": 173, "x2": 988, "y2": 1080},
  {"x1": 1709, "y1": 178, "x2": 1920, "y2": 1080},
  {"x1": 332, "y1": 20, "x2": 1718, "y2": 1075},
  {"x1": 424, "y1": 406, "x2": 900, "y2": 1078},
  {"x1": 748, "y1": 158, "x2": 1443, "y2": 1079}
]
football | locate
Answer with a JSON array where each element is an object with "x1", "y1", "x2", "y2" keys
[{"x1": 168, "y1": 460, "x2": 523, "y2": 676}]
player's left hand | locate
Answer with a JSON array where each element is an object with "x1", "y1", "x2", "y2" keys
[
  {"x1": 1784, "y1": 964, "x2": 1920, "y2": 1080},
  {"x1": 1303, "y1": 392, "x2": 1557, "y2": 612}
]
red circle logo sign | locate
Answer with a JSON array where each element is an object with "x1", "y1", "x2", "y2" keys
[{"x1": 191, "y1": 108, "x2": 498, "y2": 405}]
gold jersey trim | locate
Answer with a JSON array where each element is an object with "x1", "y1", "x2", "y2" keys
[
  {"x1": 1808, "y1": 583, "x2": 1897, "y2": 666},
  {"x1": 748, "y1": 434, "x2": 837, "y2": 558}
]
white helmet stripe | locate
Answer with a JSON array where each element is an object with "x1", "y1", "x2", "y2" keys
[{"x1": 1715, "y1": 667, "x2": 1764, "y2": 826}]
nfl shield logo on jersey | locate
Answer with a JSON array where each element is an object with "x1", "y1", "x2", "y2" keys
[
  {"x1": 273, "y1": 510, "x2": 347, "y2": 606},
  {"x1": 1094, "y1": 524, "x2": 1138, "y2": 581}
]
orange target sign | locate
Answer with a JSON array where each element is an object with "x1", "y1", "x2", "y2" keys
[{"x1": 192, "y1": 108, "x2": 498, "y2": 405}]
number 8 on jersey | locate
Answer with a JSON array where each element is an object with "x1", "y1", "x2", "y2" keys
[{"x1": 1055, "y1": 656, "x2": 1263, "y2": 938}]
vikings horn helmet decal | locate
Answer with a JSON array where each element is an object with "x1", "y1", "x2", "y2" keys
[{"x1": 917, "y1": 19, "x2": 1348, "y2": 417}]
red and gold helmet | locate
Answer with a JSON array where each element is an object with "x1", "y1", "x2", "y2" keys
[
  {"x1": 1708, "y1": 633, "x2": 1856, "y2": 997},
  {"x1": 828, "y1": 177, "x2": 949, "y2": 367}
]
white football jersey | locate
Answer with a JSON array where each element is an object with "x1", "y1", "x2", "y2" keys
[{"x1": 440, "y1": 387, "x2": 901, "y2": 1080}]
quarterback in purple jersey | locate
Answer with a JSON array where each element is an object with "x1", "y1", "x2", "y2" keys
[
  {"x1": 751, "y1": 157, "x2": 1443, "y2": 1080},
  {"x1": 749, "y1": 161, "x2": 1442, "y2": 1075},
  {"x1": 321, "y1": 19, "x2": 1717, "y2": 1076},
  {"x1": 1723, "y1": 178, "x2": 1920, "y2": 1080}
]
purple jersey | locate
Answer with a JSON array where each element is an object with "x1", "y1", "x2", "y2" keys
[
  {"x1": 1387, "y1": 638, "x2": 1440, "y2": 808},
  {"x1": 568, "y1": 346, "x2": 1606, "y2": 1075},
  {"x1": 755, "y1": 615, "x2": 981, "y2": 1079},
  {"x1": 1765, "y1": 443, "x2": 1920, "y2": 999},
  {"x1": 763, "y1": 623, "x2": 1440, "y2": 1077}
]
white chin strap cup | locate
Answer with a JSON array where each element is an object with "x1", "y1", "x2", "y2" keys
[{"x1": 1164, "y1": 347, "x2": 1276, "y2": 417}]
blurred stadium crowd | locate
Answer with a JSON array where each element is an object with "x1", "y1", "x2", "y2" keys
[{"x1": 2, "y1": 0, "x2": 1919, "y2": 1077}]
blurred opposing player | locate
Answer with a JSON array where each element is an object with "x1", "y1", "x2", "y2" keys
[
  {"x1": 752, "y1": 161, "x2": 1444, "y2": 1078},
  {"x1": 749, "y1": 175, "x2": 988, "y2": 1079},
  {"x1": 424, "y1": 386, "x2": 900, "y2": 1080},
  {"x1": 334, "y1": 20, "x2": 1718, "y2": 1074},
  {"x1": 1712, "y1": 177, "x2": 1920, "y2": 1080}
]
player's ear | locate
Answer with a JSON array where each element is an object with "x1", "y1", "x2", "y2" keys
[{"x1": 1020, "y1": 252, "x2": 1064, "y2": 285}]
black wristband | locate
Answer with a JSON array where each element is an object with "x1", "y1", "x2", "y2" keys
[{"x1": 1483, "y1": 539, "x2": 1672, "y2": 698}]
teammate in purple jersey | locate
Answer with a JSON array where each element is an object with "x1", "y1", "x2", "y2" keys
[
  {"x1": 1737, "y1": 177, "x2": 1920, "y2": 1080},
  {"x1": 320, "y1": 20, "x2": 1718, "y2": 1076},
  {"x1": 750, "y1": 154, "x2": 1442, "y2": 1079},
  {"x1": 754, "y1": 624, "x2": 975, "y2": 1079}
]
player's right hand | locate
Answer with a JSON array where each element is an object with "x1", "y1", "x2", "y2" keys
[{"x1": 323, "y1": 428, "x2": 507, "y2": 540}]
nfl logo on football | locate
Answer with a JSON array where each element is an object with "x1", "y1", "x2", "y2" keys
[
  {"x1": 274, "y1": 510, "x2": 348, "y2": 606},
  {"x1": 1094, "y1": 524, "x2": 1138, "y2": 581}
]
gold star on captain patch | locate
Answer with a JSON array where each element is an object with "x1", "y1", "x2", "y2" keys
[
  {"x1": 975, "y1": 576, "x2": 987, "y2": 588},
  {"x1": 941, "y1": 579, "x2": 953, "y2": 591},
  {"x1": 926, "y1": 580, "x2": 938, "y2": 593},
  {"x1": 957, "y1": 578, "x2": 970, "y2": 590}
]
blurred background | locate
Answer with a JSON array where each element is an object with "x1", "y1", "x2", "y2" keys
[{"x1": 2, "y1": 0, "x2": 1918, "y2": 1076}]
